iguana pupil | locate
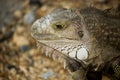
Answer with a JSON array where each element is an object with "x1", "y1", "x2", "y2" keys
[{"x1": 55, "y1": 24, "x2": 64, "y2": 29}]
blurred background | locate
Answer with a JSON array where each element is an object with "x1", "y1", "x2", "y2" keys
[{"x1": 0, "y1": 0, "x2": 120, "y2": 80}]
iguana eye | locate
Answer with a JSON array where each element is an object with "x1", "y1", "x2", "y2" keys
[
  {"x1": 55, "y1": 24, "x2": 64, "y2": 29},
  {"x1": 53, "y1": 24, "x2": 66, "y2": 30},
  {"x1": 52, "y1": 20, "x2": 69, "y2": 30}
]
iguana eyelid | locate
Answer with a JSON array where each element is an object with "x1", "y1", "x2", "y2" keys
[{"x1": 52, "y1": 22, "x2": 69, "y2": 30}]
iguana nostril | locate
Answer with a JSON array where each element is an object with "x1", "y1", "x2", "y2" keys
[
  {"x1": 32, "y1": 21, "x2": 43, "y2": 34},
  {"x1": 32, "y1": 26, "x2": 37, "y2": 32},
  {"x1": 78, "y1": 31, "x2": 84, "y2": 38}
]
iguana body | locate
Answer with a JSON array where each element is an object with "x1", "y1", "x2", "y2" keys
[{"x1": 31, "y1": 7, "x2": 120, "y2": 80}]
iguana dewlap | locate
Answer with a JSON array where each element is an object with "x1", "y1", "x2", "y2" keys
[{"x1": 31, "y1": 7, "x2": 120, "y2": 80}]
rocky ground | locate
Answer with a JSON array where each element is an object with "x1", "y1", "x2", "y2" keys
[{"x1": 0, "y1": 0, "x2": 120, "y2": 80}]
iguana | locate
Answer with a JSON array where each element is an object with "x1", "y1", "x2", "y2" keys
[{"x1": 31, "y1": 7, "x2": 120, "y2": 80}]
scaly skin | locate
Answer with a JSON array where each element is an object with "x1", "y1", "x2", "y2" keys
[{"x1": 31, "y1": 7, "x2": 120, "y2": 80}]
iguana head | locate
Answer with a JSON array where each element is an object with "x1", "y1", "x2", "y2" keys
[
  {"x1": 31, "y1": 8, "x2": 103, "y2": 71},
  {"x1": 31, "y1": 7, "x2": 120, "y2": 80}
]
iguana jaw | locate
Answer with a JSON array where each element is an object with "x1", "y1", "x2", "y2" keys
[
  {"x1": 36, "y1": 40, "x2": 89, "y2": 71},
  {"x1": 36, "y1": 39, "x2": 89, "y2": 61}
]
